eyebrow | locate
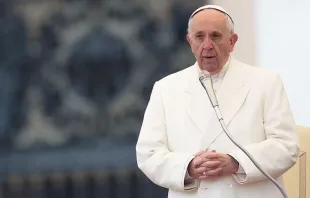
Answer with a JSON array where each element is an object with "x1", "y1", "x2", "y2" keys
[
  {"x1": 194, "y1": 30, "x2": 223, "y2": 35},
  {"x1": 194, "y1": 31, "x2": 204, "y2": 35}
]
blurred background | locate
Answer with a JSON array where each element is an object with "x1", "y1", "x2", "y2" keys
[
  {"x1": 0, "y1": 0, "x2": 206, "y2": 197},
  {"x1": 1, "y1": 0, "x2": 309, "y2": 197},
  {"x1": 215, "y1": 0, "x2": 310, "y2": 128}
]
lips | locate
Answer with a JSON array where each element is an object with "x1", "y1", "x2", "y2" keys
[{"x1": 204, "y1": 56, "x2": 216, "y2": 58}]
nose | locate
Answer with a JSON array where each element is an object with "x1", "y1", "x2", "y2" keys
[{"x1": 202, "y1": 37, "x2": 214, "y2": 50}]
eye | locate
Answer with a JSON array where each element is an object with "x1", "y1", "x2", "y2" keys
[
  {"x1": 195, "y1": 34, "x2": 204, "y2": 40},
  {"x1": 211, "y1": 32, "x2": 222, "y2": 40}
]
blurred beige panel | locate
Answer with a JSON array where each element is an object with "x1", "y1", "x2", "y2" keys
[
  {"x1": 283, "y1": 151, "x2": 306, "y2": 198},
  {"x1": 210, "y1": 0, "x2": 257, "y2": 66},
  {"x1": 284, "y1": 126, "x2": 310, "y2": 198}
]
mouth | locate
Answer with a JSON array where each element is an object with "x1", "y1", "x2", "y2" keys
[{"x1": 203, "y1": 56, "x2": 216, "y2": 59}]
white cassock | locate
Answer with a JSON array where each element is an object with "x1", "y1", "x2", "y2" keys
[{"x1": 136, "y1": 56, "x2": 300, "y2": 198}]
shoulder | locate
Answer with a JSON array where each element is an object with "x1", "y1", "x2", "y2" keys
[
  {"x1": 232, "y1": 58, "x2": 281, "y2": 85},
  {"x1": 155, "y1": 63, "x2": 197, "y2": 90}
]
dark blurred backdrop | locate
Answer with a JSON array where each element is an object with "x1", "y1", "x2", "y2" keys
[{"x1": 0, "y1": 0, "x2": 205, "y2": 197}]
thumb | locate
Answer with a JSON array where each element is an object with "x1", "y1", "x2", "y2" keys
[
  {"x1": 195, "y1": 149, "x2": 216, "y2": 157},
  {"x1": 194, "y1": 150, "x2": 205, "y2": 157}
]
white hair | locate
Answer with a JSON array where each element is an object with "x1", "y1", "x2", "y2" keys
[{"x1": 187, "y1": 11, "x2": 234, "y2": 35}]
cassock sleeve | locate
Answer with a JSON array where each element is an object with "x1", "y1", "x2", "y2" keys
[
  {"x1": 228, "y1": 73, "x2": 300, "y2": 184},
  {"x1": 136, "y1": 81, "x2": 199, "y2": 191}
]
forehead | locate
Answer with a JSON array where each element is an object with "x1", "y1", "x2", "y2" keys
[{"x1": 190, "y1": 9, "x2": 228, "y2": 33}]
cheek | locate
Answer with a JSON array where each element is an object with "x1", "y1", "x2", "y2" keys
[
  {"x1": 191, "y1": 45, "x2": 201, "y2": 57},
  {"x1": 217, "y1": 43, "x2": 231, "y2": 55}
]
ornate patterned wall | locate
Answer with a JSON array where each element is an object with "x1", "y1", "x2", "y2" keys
[{"x1": 1, "y1": 0, "x2": 205, "y2": 150}]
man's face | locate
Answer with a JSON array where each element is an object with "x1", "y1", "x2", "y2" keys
[{"x1": 187, "y1": 9, "x2": 238, "y2": 74}]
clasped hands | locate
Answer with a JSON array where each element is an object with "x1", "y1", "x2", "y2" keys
[{"x1": 188, "y1": 150, "x2": 239, "y2": 180}]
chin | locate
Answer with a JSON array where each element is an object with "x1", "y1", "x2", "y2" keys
[{"x1": 202, "y1": 65, "x2": 219, "y2": 73}]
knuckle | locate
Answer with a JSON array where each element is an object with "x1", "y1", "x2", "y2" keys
[
  {"x1": 202, "y1": 153, "x2": 209, "y2": 157},
  {"x1": 206, "y1": 161, "x2": 214, "y2": 168}
]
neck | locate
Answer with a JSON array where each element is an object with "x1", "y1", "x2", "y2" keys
[
  {"x1": 209, "y1": 67, "x2": 223, "y2": 75},
  {"x1": 198, "y1": 56, "x2": 231, "y2": 75}
]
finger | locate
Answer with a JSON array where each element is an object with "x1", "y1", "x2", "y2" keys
[
  {"x1": 193, "y1": 156, "x2": 207, "y2": 168},
  {"x1": 199, "y1": 160, "x2": 221, "y2": 168},
  {"x1": 194, "y1": 151, "x2": 206, "y2": 157},
  {"x1": 200, "y1": 152, "x2": 219, "y2": 159},
  {"x1": 195, "y1": 150, "x2": 217, "y2": 157},
  {"x1": 215, "y1": 153, "x2": 226, "y2": 160},
  {"x1": 204, "y1": 167, "x2": 223, "y2": 176},
  {"x1": 192, "y1": 156, "x2": 204, "y2": 167},
  {"x1": 195, "y1": 166, "x2": 210, "y2": 174}
]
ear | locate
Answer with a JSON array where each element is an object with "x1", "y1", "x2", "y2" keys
[
  {"x1": 229, "y1": 33, "x2": 238, "y2": 52},
  {"x1": 187, "y1": 34, "x2": 195, "y2": 53},
  {"x1": 187, "y1": 34, "x2": 193, "y2": 44}
]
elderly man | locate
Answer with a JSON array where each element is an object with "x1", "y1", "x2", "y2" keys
[{"x1": 136, "y1": 5, "x2": 299, "y2": 198}]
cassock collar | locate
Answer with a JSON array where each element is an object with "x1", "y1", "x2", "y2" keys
[{"x1": 196, "y1": 56, "x2": 231, "y2": 79}]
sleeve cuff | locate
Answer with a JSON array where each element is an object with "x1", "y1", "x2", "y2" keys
[
  {"x1": 227, "y1": 153, "x2": 247, "y2": 184},
  {"x1": 184, "y1": 178, "x2": 200, "y2": 190},
  {"x1": 185, "y1": 170, "x2": 192, "y2": 179},
  {"x1": 236, "y1": 164, "x2": 245, "y2": 174},
  {"x1": 183, "y1": 156, "x2": 199, "y2": 190}
]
